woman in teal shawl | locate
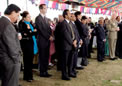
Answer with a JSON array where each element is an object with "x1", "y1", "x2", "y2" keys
[
  {"x1": 104, "y1": 18, "x2": 109, "y2": 56},
  {"x1": 19, "y1": 11, "x2": 38, "y2": 82}
]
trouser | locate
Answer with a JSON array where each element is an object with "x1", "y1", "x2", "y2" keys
[
  {"x1": 57, "y1": 51, "x2": 62, "y2": 71},
  {"x1": 61, "y1": 50, "x2": 73, "y2": 77},
  {"x1": 38, "y1": 46, "x2": 50, "y2": 74},
  {"x1": 97, "y1": 41, "x2": 105, "y2": 61},
  {"x1": 0, "y1": 60, "x2": 20, "y2": 86},
  {"x1": 108, "y1": 38, "x2": 117, "y2": 58},
  {"x1": 21, "y1": 40, "x2": 34, "y2": 80},
  {"x1": 118, "y1": 41, "x2": 122, "y2": 58},
  {"x1": 72, "y1": 50, "x2": 78, "y2": 73}
]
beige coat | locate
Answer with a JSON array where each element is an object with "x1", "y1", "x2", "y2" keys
[{"x1": 106, "y1": 19, "x2": 118, "y2": 39}]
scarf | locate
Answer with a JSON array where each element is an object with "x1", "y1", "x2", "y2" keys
[{"x1": 24, "y1": 21, "x2": 38, "y2": 55}]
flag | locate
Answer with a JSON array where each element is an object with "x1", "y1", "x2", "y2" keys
[
  {"x1": 52, "y1": 1, "x2": 56, "y2": 8},
  {"x1": 48, "y1": 1, "x2": 53, "y2": 8},
  {"x1": 80, "y1": 7, "x2": 84, "y2": 13},
  {"x1": 90, "y1": 8, "x2": 93, "y2": 14}
]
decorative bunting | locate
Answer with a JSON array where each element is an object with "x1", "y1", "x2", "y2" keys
[
  {"x1": 80, "y1": 7, "x2": 84, "y2": 13},
  {"x1": 52, "y1": 1, "x2": 56, "y2": 8},
  {"x1": 38, "y1": 0, "x2": 120, "y2": 16},
  {"x1": 48, "y1": 0, "x2": 122, "y2": 13},
  {"x1": 95, "y1": 8, "x2": 99, "y2": 14}
]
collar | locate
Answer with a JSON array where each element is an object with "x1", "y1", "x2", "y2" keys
[
  {"x1": 71, "y1": 21, "x2": 75, "y2": 24},
  {"x1": 65, "y1": 19, "x2": 70, "y2": 23},
  {"x1": 78, "y1": 19, "x2": 81, "y2": 22},
  {"x1": 3, "y1": 15, "x2": 11, "y2": 22},
  {"x1": 40, "y1": 13, "x2": 45, "y2": 18}
]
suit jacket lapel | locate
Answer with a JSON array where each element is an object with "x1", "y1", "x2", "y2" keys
[
  {"x1": 64, "y1": 20, "x2": 72, "y2": 34},
  {"x1": 39, "y1": 14, "x2": 51, "y2": 32}
]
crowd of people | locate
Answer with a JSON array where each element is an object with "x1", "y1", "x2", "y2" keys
[{"x1": 0, "y1": 3, "x2": 122, "y2": 86}]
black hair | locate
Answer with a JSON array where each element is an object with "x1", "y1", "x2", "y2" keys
[
  {"x1": 81, "y1": 16, "x2": 87, "y2": 21},
  {"x1": 74, "y1": 11, "x2": 81, "y2": 18},
  {"x1": 39, "y1": 4, "x2": 46, "y2": 10},
  {"x1": 63, "y1": 9, "x2": 69, "y2": 18},
  {"x1": 4, "y1": 4, "x2": 21, "y2": 15},
  {"x1": 54, "y1": 17, "x2": 58, "y2": 24},
  {"x1": 20, "y1": 11, "x2": 29, "y2": 18},
  {"x1": 116, "y1": 16, "x2": 120, "y2": 20}
]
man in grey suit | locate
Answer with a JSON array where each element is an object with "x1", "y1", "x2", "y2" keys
[
  {"x1": 35, "y1": 4, "x2": 53, "y2": 77},
  {"x1": 0, "y1": 4, "x2": 22, "y2": 86}
]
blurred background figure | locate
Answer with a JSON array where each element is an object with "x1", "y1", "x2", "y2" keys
[
  {"x1": 117, "y1": 17, "x2": 122, "y2": 59},
  {"x1": 88, "y1": 17, "x2": 95, "y2": 58},
  {"x1": 104, "y1": 18, "x2": 109, "y2": 56},
  {"x1": 96, "y1": 19, "x2": 106, "y2": 62},
  {"x1": 115, "y1": 16, "x2": 121, "y2": 57}
]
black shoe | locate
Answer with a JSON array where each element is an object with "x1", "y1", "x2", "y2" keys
[
  {"x1": 73, "y1": 70, "x2": 78, "y2": 75},
  {"x1": 82, "y1": 63, "x2": 88, "y2": 66},
  {"x1": 91, "y1": 50, "x2": 94, "y2": 53},
  {"x1": 62, "y1": 76, "x2": 71, "y2": 80},
  {"x1": 88, "y1": 55, "x2": 91, "y2": 58},
  {"x1": 18, "y1": 85, "x2": 21, "y2": 86},
  {"x1": 81, "y1": 58, "x2": 89, "y2": 66},
  {"x1": 119, "y1": 57, "x2": 122, "y2": 59},
  {"x1": 69, "y1": 73, "x2": 76, "y2": 78},
  {"x1": 40, "y1": 72, "x2": 52, "y2": 77},
  {"x1": 98, "y1": 60, "x2": 103, "y2": 62},
  {"x1": 76, "y1": 66, "x2": 84, "y2": 70},
  {"x1": 57, "y1": 68, "x2": 62, "y2": 71},
  {"x1": 109, "y1": 58, "x2": 117, "y2": 60}
]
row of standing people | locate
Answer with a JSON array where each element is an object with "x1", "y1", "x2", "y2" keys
[
  {"x1": 18, "y1": 4, "x2": 122, "y2": 81},
  {"x1": 18, "y1": 4, "x2": 93, "y2": 81}
]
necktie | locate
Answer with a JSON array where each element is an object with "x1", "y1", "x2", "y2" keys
[
  {"x1": 43, "y1": 16, "x2": 47, "y2": 24},
  {"x1": 69, "y1": 22, "x2": 75, "y2": 40}
]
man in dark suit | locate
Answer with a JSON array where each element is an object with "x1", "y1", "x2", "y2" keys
[
  {"x1": 75, "y1": 12, "x2": 89, "y2": 67},
  {"x1": 95, "y1": 19, "x2": 106, "y2": 62},
  {"x1": 35, "y1": 4, "x2": 53, "y2": 77},
  {"x1": 70, "y1": 13, "x2": 83, "y2": 76},
  {"x1": 0, "y1": 4, "x2": 22, "y2": 86},
  {"x1": 59, "y1": 9, "x2": 77, "y2": 80},
  {"x1": 74, "y1": 11, "x2": 84, "y2": 69}
]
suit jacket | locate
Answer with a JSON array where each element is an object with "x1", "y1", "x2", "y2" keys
[
  {"x1": 18, "y1": 21, "x2": 37, "y2": 40},
  {"x1": 106, "y1": 20, "x2": 118, "y2": 39},
  {"x1": 54, "y1": 22, "x2": 62, "y2": 51},
  {"x1": 118, "y1": 22, "x2": 122, "y2": 41},
  {"x1": 0, "y1": 16, "x2": 22, "y2": 64},
  {"x1": 95, "y1": 24, "x2": 106, "y2": 43},
  {"x1": 71, "y1": 22, "x2": 80, "y2": 43},
  {"x1": 60, "y1": 20, "x2": 73, "y2": 51},
  {"x1": 35, "y1": 14, "x2": 51, "y2": 48},
  {"x1": 75, "y1": 19, "x2": 88, "y2": 42}
]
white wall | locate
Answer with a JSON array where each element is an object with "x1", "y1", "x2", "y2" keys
[{"x1": 0, "y1": 0, "x2": 7, "y2": 16}]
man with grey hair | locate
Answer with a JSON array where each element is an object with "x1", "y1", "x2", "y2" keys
[
  {"x1": 95, "y1": 19, "x2": 106, "y2": 62},
  {"x1": 106, "y1": 14, "x2": 120, "y2": 60}
]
